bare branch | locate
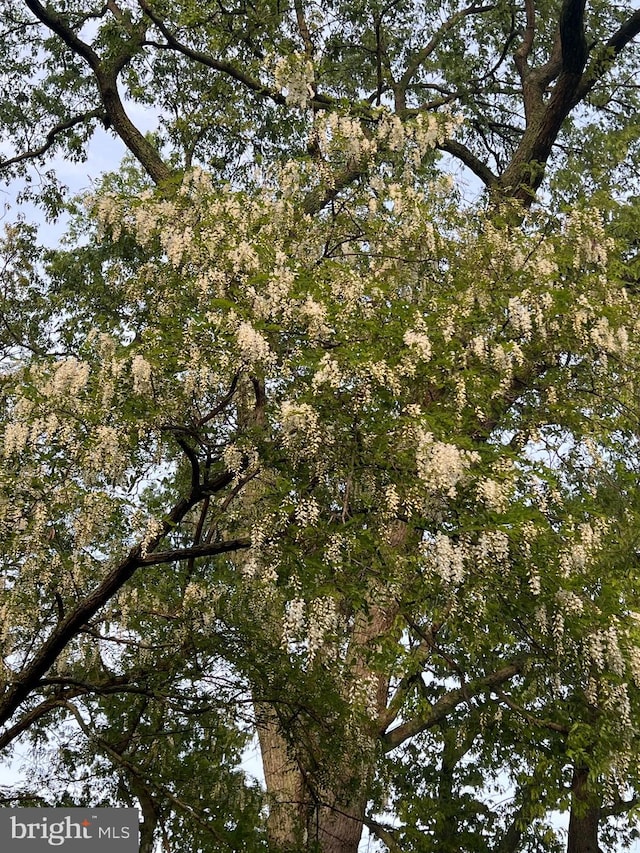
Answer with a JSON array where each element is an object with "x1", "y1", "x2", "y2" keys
[
  {"x1": 382, "y1": 658, "x2": 524, "y2": 751},
  {"x1": 437, "y1": 138, "x2": 500, "y2": 188},
  {"x1": 0, "y1": 109, "x2": 105, "y2": 172},
  {"x1": 140, "y1": 536, "x2": 250, "y2": 567},
  {"x1": 0, "y1": 490, "x2": 202, "y2": 729}
]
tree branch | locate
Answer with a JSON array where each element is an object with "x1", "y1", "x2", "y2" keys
[
  {"x1": 140, "y1": 536, "x2": 250, "y2": 566},
  {"x1": 396, "y1": 2, "x2": 496, "y2": 112},
  {"x1": 137, "y1": 0, "x2": 287, "y2": 106},
  {"x1": 363, "y1": 816, "x2": 403, "y2": 853},
  {"x1": 494, "y1": 689, "x2": 569, "y2": 734},
  {"x1": 0, "y1": 109, "x2": 106, "y2": 172},
  {"x1": 302, "y1": 160, "x2": 367, "y2": 215},
  {"x1": 0, "y1": 489, "x2": 202, "y2": 729},
  {"x1": 514, "y1": 0, "x2": 536, "y2": 78},
  {"x1": 572, "y1": 10, "x2": 640, "y2": 105},
  {"x1": 437, "y1": 138, "x2": 500, "y2": 188},
  {"x1": 499, "y1": 0, "x2": 590, "y2": 200},
  {"x1": 382, "y1": 658, "x2": 524, "y2": 751},
  {"x1": 23, "y1": 0, "x2": 171, "y2": 185},
  {"x1": 60, "y1": 700, "x2": 229, "y2": 846},
  {"x1": 23, "y1": 0, "x2": 101, "y2": 69},
  {"x1": 0, "y1": 697, "x2": 69, "y2": 752}
]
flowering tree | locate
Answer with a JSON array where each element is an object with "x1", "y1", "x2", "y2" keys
[{"x1": 3, "y1": 3, "x2": 640, "y2": 853}]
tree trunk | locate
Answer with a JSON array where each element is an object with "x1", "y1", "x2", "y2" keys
[
  {"x1": 257, "y1": 703, "x2": 311, "y2": 851},
  {"x1": 567, "y1": 764, "x2": 601, "y2": 853},
  {"x1": 256, "y1": 594, "x2": 397, "y2": 853},
  {"x1": 256, "y1": 702, "x2": 370, "y2": 853}
]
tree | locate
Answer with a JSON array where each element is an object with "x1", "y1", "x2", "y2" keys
[{"x1": 2, "y1": 3, "x2": 640, "y2": 853}]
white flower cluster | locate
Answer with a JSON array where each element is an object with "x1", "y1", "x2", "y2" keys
[
  {"x1": 476, "y1": 477, "x2": 510, "y2": 512},
  {"x1": 585, "y1": 630, "x2": 606, "y2": 672},
  {"x1": 312, "y1": 354, "x2": 343, "y2": 389},
  {"x1": 242, "y1": 551, "x2": 279, "y2": 584},
  {"x1": 558, "y1": 520, "x2": 606, "y2": 577},
  {"x1": 555, "y1": 589, "x2": 584, "y2": 616},
  {"x1": 602, "y1": 682, "x2": 633, "y2": 733},
  {"x1": 552, "y1": 610, "x2": 565, "y2": 650},
  {"x1": 163, "y1": 224, "x2": 194, "y2": 267},
  {"x1": 323, "y1": 534, "x2": 345, "y2": 566},
  {"x1": 131, "y1": 354, "x2": 153, "y2": 395},
  {"x1": 307, "y1": 596, "x2": 340, "y2": 661},
  {"x1": 280, "y1": 401, "x2": 322, "y2": 459},
  {"x1": 94, "y1": 192, "x2": 122, "y2": 238},
  {"x1": 222, "y1": 443, "x2": 245, "y2": 475},
  {"x1": 299, "y1": 296, "x2": 329, "y2": 339},
  {"x1": 508, "y1": 296, "x2": 533, "y2": 338},
  {"x1": 584, "y1": 624, "x2": 626, "y2": 678},
  {"x1": 295, "y1": 497, "x2": 320, "y2": 528},
  {"x1": 89, "y1": 425, "x2": 123, "y2": 478},
  {"x1": 229, "y1": 241, "x2": 261, "y2": 275},
  {"x1": 346, "y1": 672, "x2": 380, "y2": 717},
  {"x1": 140, "y1": 516, "x2": 165, "y2": 558},
  {"x1": 382, "y1": 484, "x2": 401, "y2": 519},
  {"x1": 3, "y1": 420, "x2": 30, "y2": 456},
  {"x1": 589, "y1": 316, "x2": 630, "y2": 357},
  {"x1": 281, "y1": 594, "x2": 340, "y2": 663},
  {"x1": 315, "y1": 112, "x2": 377, "y2": 163},
  {"x1": 474, "y1": 529, "x2": 510, "y2": 568},
  {"x1": 628, "y1": 646, "x2": 640, "y2": 688},
  {"x1": 528, "y1": 565, "x2": 541, "y2": 596},
  {"x1": 236, "y1": 321, "x2": 273, "y2": 366},
  {"x1": 47, "y1": 358, "x2": 90, "y2": 397},
  {"x1": 605, "y1": 624, "x2": 626, "y2": 676},
  {"x1": 566, "y1": 208, "x2": 614, "y2": 268},
  {"x1": 274, "y1": 54, "x2": 315, "y2": 107},
  {"x1": 403, "y1": 326, "x2": 432, "y2": 361},
  {"x1": 422, "y1": 532, "x2": 466, "y2": 586},
  {"x1": 416, "y1": 432, "x2": 479, "y2": 498},
  {"x1": 376, "y1": 110, "x2": 458, "y2": 165}
]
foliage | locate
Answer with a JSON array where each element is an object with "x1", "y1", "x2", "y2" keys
[{"x1": 3, "y1": 2, "x2": 640, "y2": 853}]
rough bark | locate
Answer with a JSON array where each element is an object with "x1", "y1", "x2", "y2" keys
[
  {"x1": 23, "y1": 0, "x2": 172, "y2": 186},
  {"x1": 567, "y1": 764, "x2": 602, "y2": 853},
  {"x1": 256, "y1": 703, "x2": 311, "y2": 852},
  {"x1": 256, "y1": 701, "x2": 373, "y2": 853},
  {"x1": 255, "y1": 596, "x2": 396, "y2": 853}
]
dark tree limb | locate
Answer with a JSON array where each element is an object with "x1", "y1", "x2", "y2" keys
[
  {"x1": 23, "y1": 0, "x2": 171, "y2": 185},
  {"x1": 0, "y1": 109, "x2": 106, "y2": 171},
  {"x1": 437, "y1": 137, "x2": 500, "y2": 188},
  {"x1": 382, "y1": 658, "x2": 524, "y2": 750},
  {"x1": 363, "y1": 817, "x2": 403, "y2": 853},
  {"x1": 500, "y1": 0, "x2": 589, "y2": 201},
  {"x1": 0, "y1": 488, "x2": 202, "y2": 728},
  {"x1": 573, "y1": 9, "x2": 640, "y2": 104},
  {"x1": 139, "y1": 537, "x2": 250, "y2": 566}
]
